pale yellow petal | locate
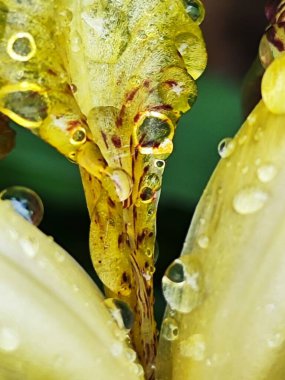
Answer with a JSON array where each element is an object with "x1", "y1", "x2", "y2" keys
[
  {"x1": 157, "y1": 100, "x2": 285, "y2": 380},
  {"x1": 0, "y1": 201, "x2": 143, "y2": 380}
]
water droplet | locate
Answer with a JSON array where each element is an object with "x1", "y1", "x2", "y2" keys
[
  {"x1": 197, "y1": 235, "x2": 209, "y2": 249},
  {"x1": 161, "y1": 317, "x2": 179, "y2": 341},
  {"x1": 257, "y1": 164, "x2": 277, "y2": 183},
  {"x1": 140, "y1": 173, "x2": 161, "y2": 203},
  {"x1": 155, "y1": 159, "x2": 165, "y2": 169},
  {"x1": 254, "y1": 127, "x2": 264, "y2": 141},
  {"x1": 20, "y1": 236, "x2": 38, "y2": 258},
  {"x1": 134, "y1": 112, "x2": 174, "y2": 155},
  {"x1": 140, "y1": 187, "x2": 155, "y2": 203},
  {"x1": 233, "y1": 187, "x2": 268, "y2": 215},
  {"x1": 104, "y1": 298, "x2": 134, "y2": 332},
  {"x1": 104, "y1": 168, "x2": 133, "y2": 202},
  {"x1": 0, "y1": 327, "x2": 20, "y2": 351},
  {"x1": 162, "y1": 255, "x2": 204, "y2": 313},
  {"x1": 180, "y1": 334, "x2": 206, "y2": 361},
  {"x1": 125, "y1": 347, "x2": 137, "y2": 362},
  {"x1": 7, "y1": 32, "x2": 36, "y2": 62},
  {"x1": 131, "y1": 363, "x2": 144, "y2": 376},
  {"x1": 110, "y1": 342, "x2": 123, "y2": 357},
  {"x1": 0, "y1": 186, "x2": 44, "y2": 226},
  {"x1": 55, "y1": 250, "x2": 65, "y2": 263},
  {"x1": 218, "y1": 138, "x2": 235, "y2": 158},
  {"x1": 70, "y1": 126, "x2": 87, "y2": 146},
  {"x1": 267, "y1": 333, "x2": 283, "y2": 348},
  {"x1": 1, "y1": 86, "x2": 48, "y2": 128},
  {"x1": 259, "y1": 35, "x2": 274, "y2": 68},
  {"x1": 184, "y1": 0, "x2": 205, "y2": 24}
]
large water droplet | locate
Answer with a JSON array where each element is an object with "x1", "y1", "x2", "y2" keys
[
  {"x1": 0, "y1": 186, "x2": 44, "y2": 226},
  {"x1": 134, "y1": 112, "x2": 174, "y2": 155},
  {"x1": 161, "y1": 317, "x2": 179, "y2": 341},
  {"x1": 1, "y1": 88, "x2": 48, "y2": 128},
  {"x1": 162, "y1": 255, "x2": 204, "y2": 313},
  {"x1": 184, "y1": 0, "x2": 205, "y2": 24},
  {"x1": 180, "y1": 334, "x2": 206, "y2": 361},
  {"x1": 257, "y1": 164, "x2": 277, "y2": 183},
  {"x1": 233, "y1": 187, "x2": 268, "y2": 215},
  {"x1": 70, "y1": 126, "x2": 87, "y2": 146},
  {"x1": 0, "y1": 327, "x2": 20, "y2": 351},
  {"x1": 218, "y1": 138, "x2": 235, "y2": 158},
  {"x1": 104, "y1": 298, "x2": 134, "y2": 332},
  {"x1": 104, "y1": 168, "x2": 133, "y2": 202},
  {"x1": 125, "y1": 347, "x2": 137, "y2": 362}
]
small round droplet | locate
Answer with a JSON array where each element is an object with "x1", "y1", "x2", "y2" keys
[
  {"x1": 110, "y1": 342, "x2": 123, "y2": 357},
  {"x1": 257, "y1": 164, "x2": 277, "y2": 183},
  {"x1": 131, "y1": 363, "x2": 144, "y2": 376},
  {"x1": 7, "y1": 32, "x2": 36, "y2": 62},
  {"x1": 218, "y1": 138, "x2": 235, "y2": 158},
  {"x1": 267, "y1": 333, "x2": 283, "y2": 349},
  {"x1": 125, "y1": 347, "x2": 137, "y2": 362},
  {"x1": 162, "y1": 255, "x2": 204, "y2": 313},
  {"x1": 70, "y1": 126, "x2": 87, "y2": 146},
  {"x1": 161, "y1": 317, "x2": 179, "y2": 341},
  {"x1": 197, "y1": 235, "x2": 209, "y2": 249},
  {"x1": 104, "y1": 298, "x2": 134, "y2": 332},
  {"x1": 0, "y1": 327, "x2": 20, "y2": 352},
  {"x1": 155, "y1": 159, "x2": 165, "y2": 169},
  {"x1": 180, "y1": 334, "x2": 206, "y2": 361},
  {"x1": 0, "y1": 186, "x2": 44, "y2": 226},
  {"x1": 233, "y1": 187, "x2": 268, "y2": 215},
  {"x1": 184, "y1": 0, "x2": 205, "y2": 24}
]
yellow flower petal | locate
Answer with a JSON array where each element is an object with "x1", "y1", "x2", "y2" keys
[{"x1": 0, "y1": 201, "x2": 143, "y2": 380}]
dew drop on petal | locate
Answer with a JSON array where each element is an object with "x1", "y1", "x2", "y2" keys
[
  {"x1": 180, "y1": 334, "x2": 206, "y2": 361},
  {"x1": 233, "y1": 187, "x2": 268, "y2": 215},
  {"x1": 161, "y1": 317, "x2": 179, "y2": 341},
  {"x1": 125, "y1": 347, "x2": 137, "y2": 362},
  {"x1": 162, "y1": 255, "x2": 204, "y2": 313},
  {"x1": 218, "y1": 138, "x2": 235, "y2": 158},
  {"x1": 257, "y1": 164, "x2": 277, "y2": 183},
  {"x1": 0, "y1": 186, "x2": 44, "y2": 226},
  {"x1": 0, "y1": 327, "x2": 20, "y2": 352},
  {"x1": 197, "y1": 235, "x2": 209, "y2": 249},
  {"x1": 110, "y1": 341, "x2": 123, "y2": 357},
  {"x1": 104, "y1": 298, "x2": 134, "y2": 332}
]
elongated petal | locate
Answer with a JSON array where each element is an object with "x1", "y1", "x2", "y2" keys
[
  {"x1": 0, "y1": 200, "x2": 143, "y2": 380},
  {"x1": 157, "y1": 99, "x2": 285, "y2": 380}
]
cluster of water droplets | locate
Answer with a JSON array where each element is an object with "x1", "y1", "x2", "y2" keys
[{"x1": 104, "y1": 298, "x2": 144, "y2": 377}]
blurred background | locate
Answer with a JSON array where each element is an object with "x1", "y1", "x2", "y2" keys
[{"x1": 0, "y1": 1, "x2": 267, "y2": 324}]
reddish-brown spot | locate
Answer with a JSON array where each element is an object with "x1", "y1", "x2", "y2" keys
[
  {"x1": 47, "y1": 68, "x2": 57, "y2": 76},
  {"x1": 101, "y1": 131, "x2": 109, "y2": 148},
  {"x1": 143, "y1": 80, "x2": 151, "y2": 88},
  {"x1": 67, "y1": 120, "x2": 81, "y2": 131},
  {"x1": 149, "y1": 104, "x2": 173, "y2": 111},
  {"x1": 165, "y1": 80, "x2": 178, "y2": 87},
  {"x1": 108, "y1": 197, "x2": 115, "y2": 208},
  {"x1": 126, "y1": 87, "x2": 139, "y2": 101},
  {"x1": 116, "y1": 105, "x2": 126, "y2": 127},
  {"x1": 111, "y1": 135, "x2": 122, "y2": 148},
  {"x1": 134, "y1": 113, "x2": 140, "y2": 123}
]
